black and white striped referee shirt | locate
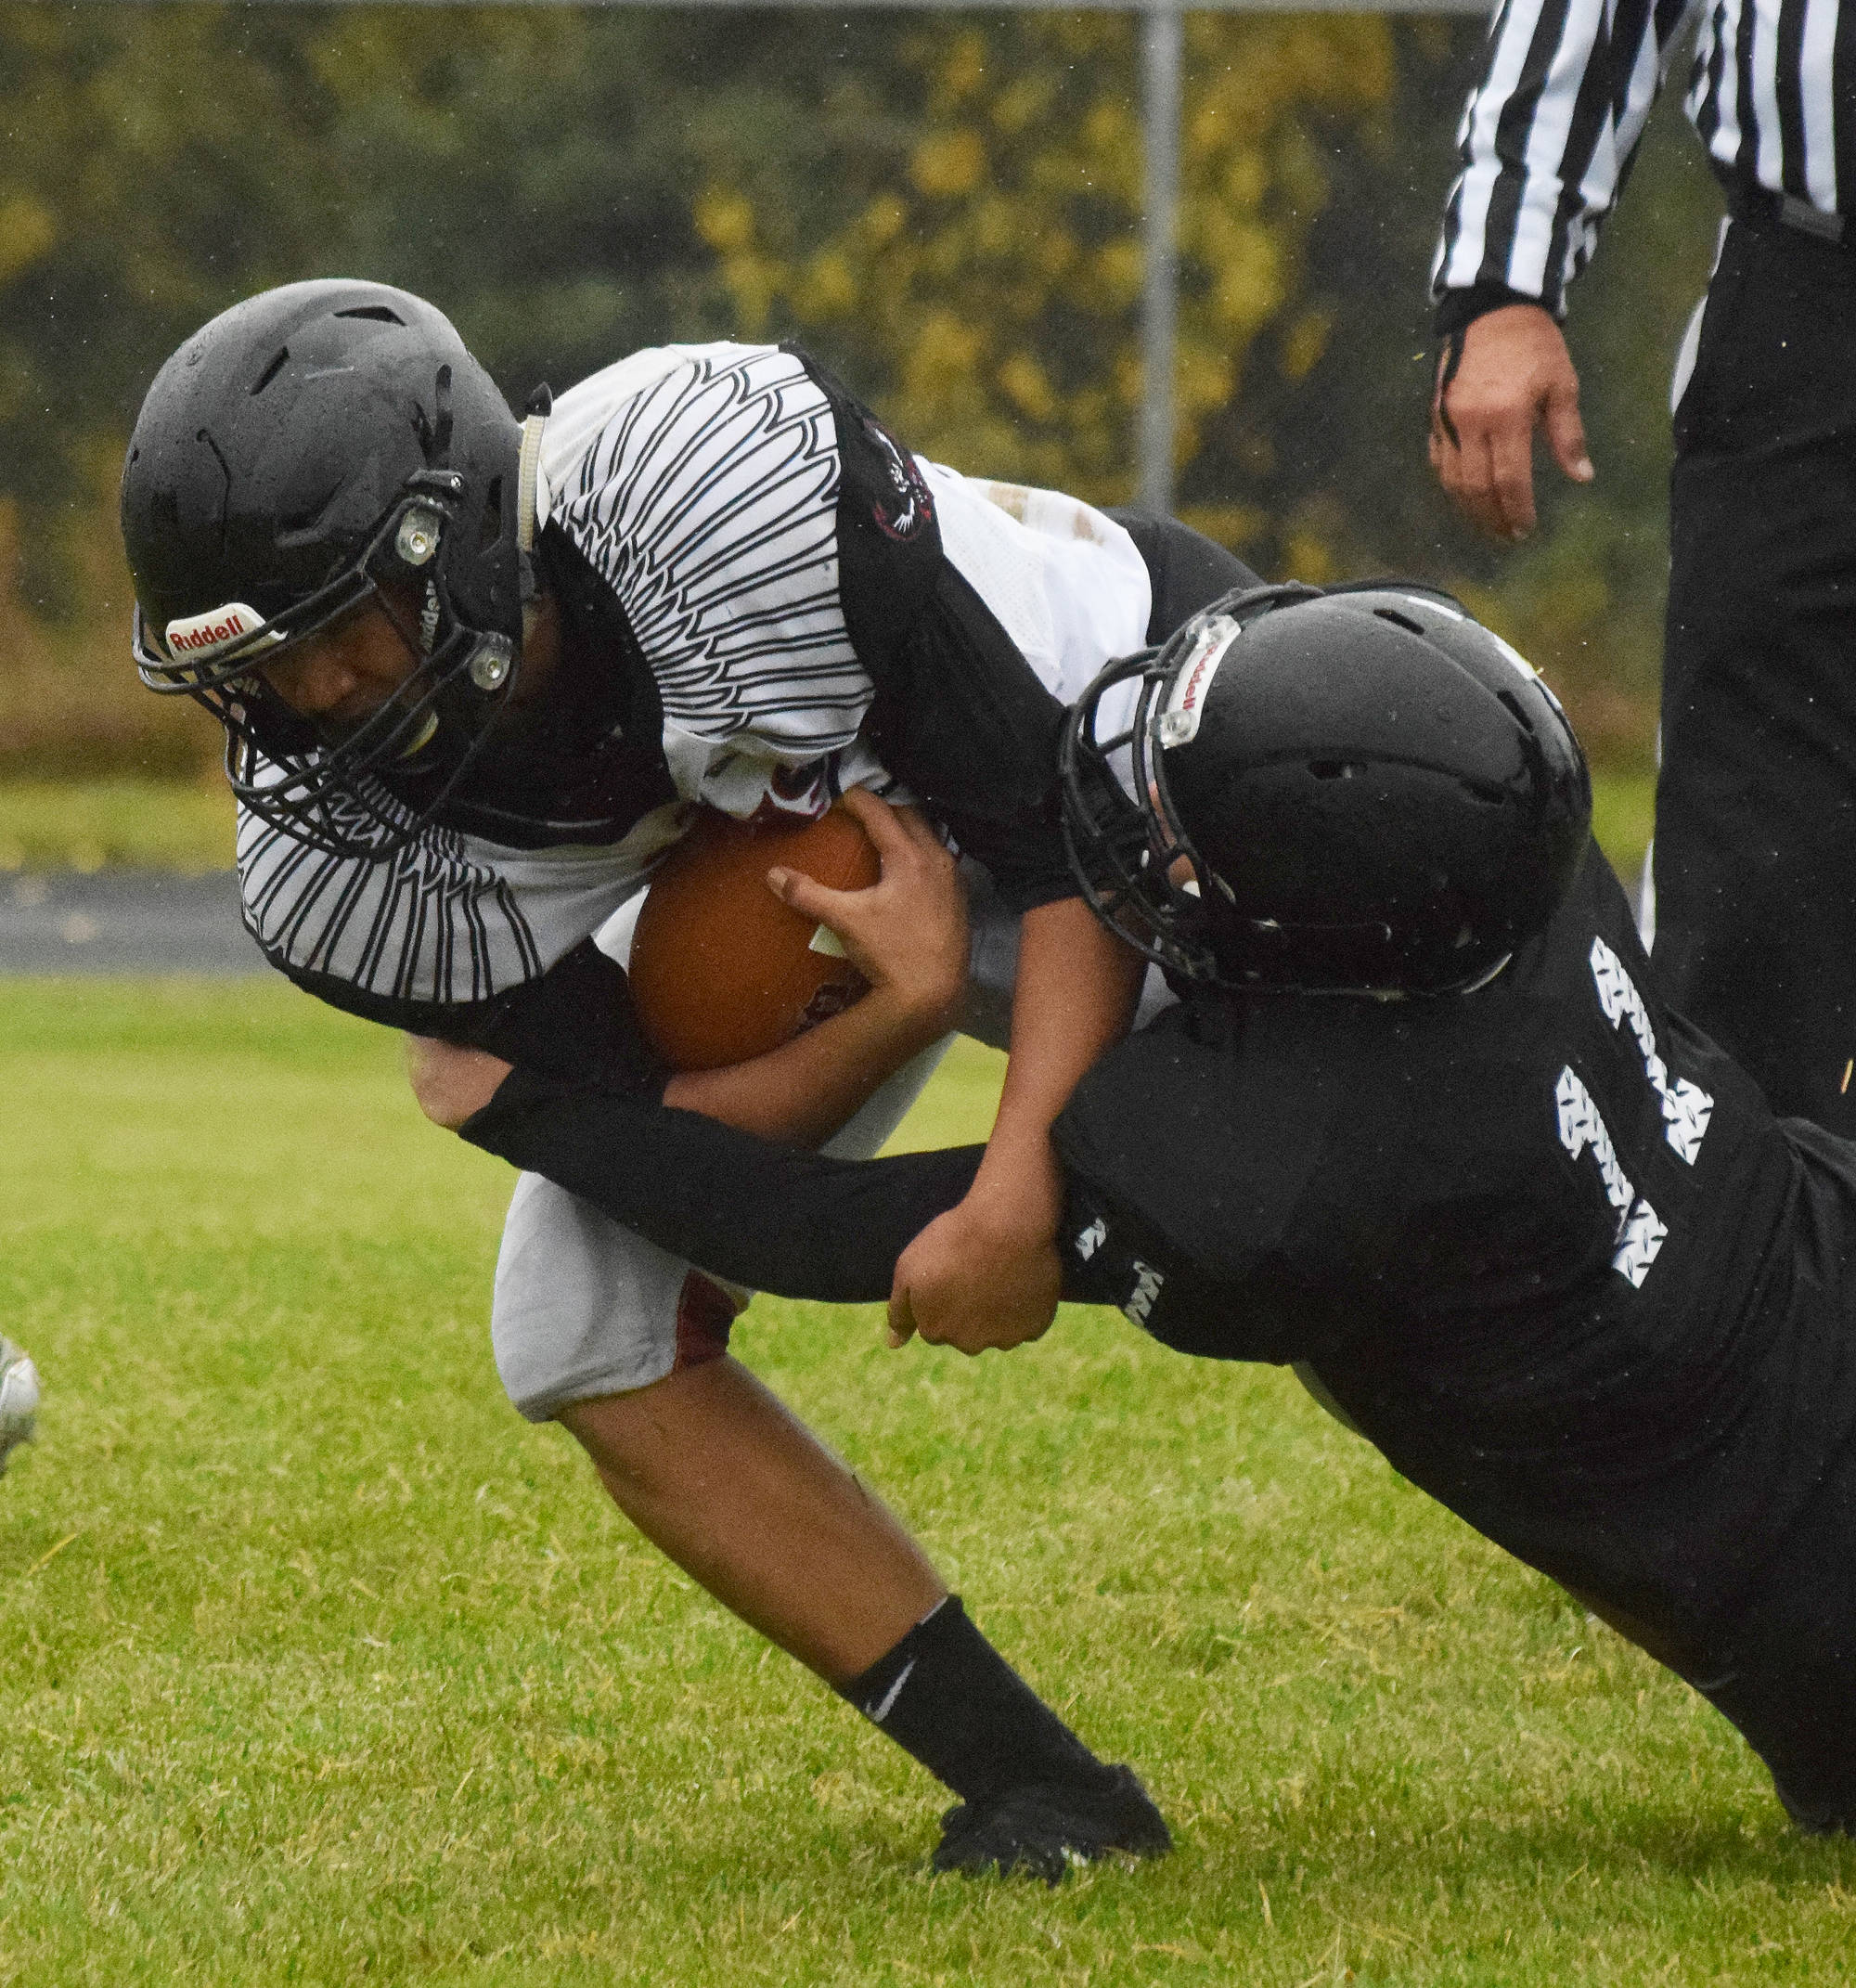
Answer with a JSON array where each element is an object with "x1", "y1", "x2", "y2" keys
[{"x1": 1433, "y1": 0, "x2": 1851, "y2": 320}]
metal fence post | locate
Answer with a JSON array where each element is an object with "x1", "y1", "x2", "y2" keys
[{"x1": 1138, "y1": 0, "x2": 1183, "y2": 515}]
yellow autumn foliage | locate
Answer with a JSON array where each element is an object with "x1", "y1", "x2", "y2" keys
[
  {"x1": 0, "y1": 197, "x2": 55, "y2": 289},
  {"x1": 697, "y1": 12, "x2": 1395, "y2": 523}
]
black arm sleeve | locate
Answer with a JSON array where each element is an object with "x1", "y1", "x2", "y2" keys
[
  {"x1": 459, "y1": 1064, "x2": 985, "y2": 1300},
  {"x1": 277, "y1": 937, "x2": 670, "y2": 1095}
]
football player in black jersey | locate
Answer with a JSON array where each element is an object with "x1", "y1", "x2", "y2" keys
[{"x1": 453, "y1": 584, "x2": 1856, "y2": 1839}]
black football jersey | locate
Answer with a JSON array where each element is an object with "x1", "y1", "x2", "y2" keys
[{"x1": 1055, "y1": 846, "x2": 1856, "y2": 1665}]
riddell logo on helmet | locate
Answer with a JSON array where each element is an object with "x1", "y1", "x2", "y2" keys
[
  {"x1": 164, "y1": 603, "x2": 271, "y2": 660},
  {"x1": 1158, "y1": 616, "x2": 1240, "y2": 748}
]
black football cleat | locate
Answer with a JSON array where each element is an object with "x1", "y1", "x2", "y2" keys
[{"x1": 931, "y1": 1764, "x2": 1173, "y2": 1884}]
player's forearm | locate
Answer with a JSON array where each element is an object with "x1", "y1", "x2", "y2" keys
[
  {"x1": 459, "y1": 1065, "x2": 1139, "y2": 1311},
  {"x1": 461, "y1": 1068, "x2": 983, "y2": 1299},
  {"x1": 969, "y1": 897, "x2": 1143, "y2": 1231},
  {"x1": 663, "y1": 788, "x2": 966, "y2": 1147},
  {"x1": 409, "y1": 979, "x2": 949, "y2": 1146},
  {"x1": 662, "y1": 982, "x2": 955, "y2": 1148}
]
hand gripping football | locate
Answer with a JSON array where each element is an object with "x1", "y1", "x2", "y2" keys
[{"x1": 628, "y1": 804, "x2": 882, "y2": 1071}]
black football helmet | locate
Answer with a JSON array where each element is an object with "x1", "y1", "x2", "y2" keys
[
  {"x1": 1061, "y1": 582, "x2": 1592, "y2": 996},
  {"x1": 122, "y1": 278, "x2": 544, "y2": 857}
]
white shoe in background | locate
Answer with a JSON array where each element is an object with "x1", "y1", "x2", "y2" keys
[{"x1": 0, "y1": 1339, "x2": 40, "y2": 1474}]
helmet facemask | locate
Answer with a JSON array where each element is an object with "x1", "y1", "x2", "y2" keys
[
  {"x1": 1062, "y1": 646, "x2": 1224, "y2": 982},
  {"x1": 135, "y1": 469, "x2": 525, "y2": 860},
  {"x1": 1062, "y1": 585, "x2": 1322, "y2": 987}
]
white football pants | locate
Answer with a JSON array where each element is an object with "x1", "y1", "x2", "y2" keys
[{"x1": 491, "y1": 865, "x2": 1174, "y2": 1418}]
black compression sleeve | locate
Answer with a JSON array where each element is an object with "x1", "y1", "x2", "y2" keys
[
  {"x1": 275, "y1": 937, "x2": 668, "y2": 1096},
  {"x1": 454, "y1": 939, "x2": 667, "y2": 1092},
  {"x1": 459, "y1": 1065, "x2": 985, "y2": 1300}
]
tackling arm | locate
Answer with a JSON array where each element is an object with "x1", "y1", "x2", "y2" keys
[
  {"x1": 887, "y1": 898, "x2": 1144, "y2": 1354},
  {"x1": 460, "y1": 1072, "x2": 983, "y2": 1301},
  {"x1": 410, "y1": 789, "x2": 967, "y2": 1150},
  {"x1": 457, "y1": 1033, "x2": 1231, "y2": 1332}
]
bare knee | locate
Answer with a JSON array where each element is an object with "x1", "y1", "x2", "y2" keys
[{"x1": 557, "y1": 1362, "x2": 711, "y2": 1495}]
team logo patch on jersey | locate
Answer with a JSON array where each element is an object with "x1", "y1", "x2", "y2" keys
[
  {"x1": 1156, "y1": 617, "x2": 1240, "y2": 749},
  {"x1": 861, "y1": 414, "x2": 934, "y2": 542},
  {"x1": 738, "y1": 755, "x2": 838, "y2": 829},
  {"x1": 163, "y1": 602, "x2": 278, "y2": 664}
]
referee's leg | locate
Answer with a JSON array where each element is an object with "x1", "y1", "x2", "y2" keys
[{"x1": 1652, "y1": 222, "x2": 1856, "y2": 1134}]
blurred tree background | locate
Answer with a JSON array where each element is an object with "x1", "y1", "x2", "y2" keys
[{"x1": 0, "y1": 2, "x2": 1721, "y2": 793}]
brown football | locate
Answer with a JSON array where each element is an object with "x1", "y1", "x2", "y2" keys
[{"x1": 628, "y1": 804, "x2": 882, "y2": 1071}]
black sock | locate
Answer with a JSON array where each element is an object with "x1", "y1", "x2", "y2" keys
[{"x1": 834, "y1": 1594, "x2": 1115, "y2": 1807}]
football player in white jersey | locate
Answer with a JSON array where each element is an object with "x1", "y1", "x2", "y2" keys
[{"x1": 122, "y1": 279, "x2": 1254, "y2": 1875}]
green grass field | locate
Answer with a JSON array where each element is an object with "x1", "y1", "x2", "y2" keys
[{"x1": 4, "y1": 981, "x2": 1855, "y2": 1984}]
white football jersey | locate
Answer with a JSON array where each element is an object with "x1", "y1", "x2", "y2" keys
[{"x1": 238, "y1": 342, "x2": 1152, "y2": 1022}]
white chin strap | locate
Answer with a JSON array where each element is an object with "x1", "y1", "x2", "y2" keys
[{"x1": 516, "y1": 412, "x2": 547, "y2": 556}]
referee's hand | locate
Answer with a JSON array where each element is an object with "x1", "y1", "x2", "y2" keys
[{"x1": 1429, "y1": 303, "x2": 1594, "y2": 541}]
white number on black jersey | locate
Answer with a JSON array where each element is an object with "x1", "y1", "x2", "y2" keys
[{"x1": 1553, "y1": 936, "x2": 1715, "y2": 1290}]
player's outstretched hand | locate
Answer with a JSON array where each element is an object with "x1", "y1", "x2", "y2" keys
[
  {"x1": 765, "y1": 787, "x2": 967, "y2": 1039},
  {"x1": 887, "y1": 1184, "x2": 1063, "y2": 1356},
  {"x1": 1429, "y1": 303, "x2": 1593, "y2": 541}
]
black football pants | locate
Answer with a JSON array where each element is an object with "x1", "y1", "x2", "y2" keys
[
  {"x1": 1654, "y1": 216, "x2": 1856, "y2": 1135},
  {"x1": 1701, "y1": 1426, "x2": 1856, "y2": 1835}
]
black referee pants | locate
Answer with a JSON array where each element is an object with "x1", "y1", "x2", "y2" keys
[{"x1": 1654, "y1": 217, "x2": 1856, "y2": 1135}]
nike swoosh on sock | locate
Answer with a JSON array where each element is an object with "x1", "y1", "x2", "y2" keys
[{"x1": 865, "y1": 1657, "x2": 917, "y2": 1724}]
